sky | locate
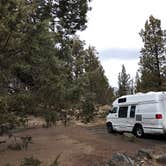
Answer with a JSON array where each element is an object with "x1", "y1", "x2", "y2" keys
[{"x1": 78, "y1": 0, "x2": 166, "y2": 87}]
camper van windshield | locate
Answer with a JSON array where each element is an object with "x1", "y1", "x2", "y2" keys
[{"x1": 110, "y1": 107, "x2": 117, "y2": 113}]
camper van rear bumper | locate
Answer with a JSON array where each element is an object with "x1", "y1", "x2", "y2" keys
[{"x1": 144, "y1": 127, "x2": 165, "y2": 134}]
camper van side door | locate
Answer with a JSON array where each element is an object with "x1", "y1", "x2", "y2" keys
[
  {"x1": 127, "y1": 105, "x2": 136, "y2": 132},
  {"x1": 117, "y1": 106, "x2": 129, "y2": 131}
]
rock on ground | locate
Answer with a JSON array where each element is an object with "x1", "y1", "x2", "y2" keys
[{"x1": 107, "y1": 152, "x2": 134, "y2": 166}]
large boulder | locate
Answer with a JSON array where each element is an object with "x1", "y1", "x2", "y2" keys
[
  {"x1": 137, "y1": 149, "x2": 153, "y2": 159},
  {"x1": 107, "y1": 152, "x2": 134, "y2": 166},
  {"x1": 156, "y1": 154, "x2": 166, "y2": 164}
]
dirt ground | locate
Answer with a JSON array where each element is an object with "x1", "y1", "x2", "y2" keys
[{"x1": 1, "y1": 121, "x2": 166, "y2": 166}]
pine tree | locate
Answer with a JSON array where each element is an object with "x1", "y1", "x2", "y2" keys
[
  {"x1": 118, "y1": 65, "x2": 131, "y2": 96},
  {"x1": 105, "y1": 87, "x2": 115, "y2": 104},
  {"x1": 0, "y1": 0, "x2": 92, "y2": 128},
  {"x1": 135, "y1": 72, "x2": 141, "y2": 93},
  {"x1": 139, "y1": 15, "x2": 166, "y2": 91},
  {"x1": 84, "y1": 46, "x2": 109, "y2": 105},
  {"x1": 63, "y1": 36, "x2": 86, "y2": 106}
]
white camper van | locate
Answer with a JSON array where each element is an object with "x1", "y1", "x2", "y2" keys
[{"x1": 106, "y1": 92, "x2": 166, "y2": 137}]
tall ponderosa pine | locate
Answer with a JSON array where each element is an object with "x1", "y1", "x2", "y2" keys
[
  {"x1": 0, "y1": 0, "x2": 92, "y2": 126},
  {"x1": 139, "y1": 15, "x2": 166, "y2": 91},
  {"x1": 84, "y1": 46, "x2": 110, "y2": 105},
  {"x1": 135, "y1": 72, "x2": 141, "y2": 93},
  {"x1": 118, "y1": 65, "x2": 131, "y2": 96},
  {"x1": 63, "y1": 36, "x2": 87, "y2": 106},
  {"x1": 0, "y1": 0, "x2": 112, "y2": 127},
  {"x1": 65, "y1": 39, "x2": 112, "y2": 106}
]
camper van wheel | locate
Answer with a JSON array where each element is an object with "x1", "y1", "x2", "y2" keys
[
  {"x1": 106, "y1": 122, "x2": 114, "y2": 133},
  {"x1": 135, "y1": 125, "x2": 144, "y2": 138}
]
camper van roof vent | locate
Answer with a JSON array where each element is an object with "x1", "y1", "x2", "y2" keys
[
  {"x1": 118, "y1": 98, "x2": 126, "y2": 103},
  {"x1": 136, "y1": 92, "x2": 144, "y2": 95}
]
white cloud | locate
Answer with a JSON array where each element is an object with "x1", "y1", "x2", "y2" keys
[
  {"x1": 99, "y1": 48, "x2": 140, "y2": 60},
  {"x1": 78, "y1": 0, "x2": 166, "y2": 87},
  {"x1": 101, "y1": 58, "x2": 139, "y2": 87},
  {"x1": 79, "y1": 0, "x2": 166, "y2": 50}
]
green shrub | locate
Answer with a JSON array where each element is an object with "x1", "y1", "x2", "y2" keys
[
  {"x1": 20, "y1": 136, "x2": 32, "y2": 150},
  {"x1": 81, "y1": 95, "x2": 95, "y2": 123},
  {"x1": 19, "y1": 155, "x2": 61, "y2": 166},
  {"x1": 0, "y1": 96, "x2": 18, "y2": 135},
  {"x1": 7, "y1": 93, "x2": 36, "y2": 115},
  {"x1": 8, "y1": 135, "x2": 32, "y2": 151},
  {"x1": 49, "y1": 153, "x2": 61, "y2": 166},
  {"x1": 8, "y1": 143, "x2": 22, "y2": 151},
  {"x1": 43, "y1": 111, "x2": 57, "y2": 127},
  {"x1": 20, "y1": 157, "x2": 41, "y2": 166}
]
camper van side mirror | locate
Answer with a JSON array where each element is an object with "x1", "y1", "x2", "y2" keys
[
  {"x1": 108, "y1": 109, "x2": 112, "y2": 113},
  {"x1": 108, "y1": 107, "x2": 117, "y2": 114}
]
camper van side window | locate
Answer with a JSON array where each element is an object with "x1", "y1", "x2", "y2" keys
[
  {"x1": 118, "y1": 98, "x2": 126, "y2": 103},
  {"x1": 118, "y1": 106, "x2": 128, "y2": 118},
  {"x1": 130, "y1": 105, "x2": 136, "y2": 118}
]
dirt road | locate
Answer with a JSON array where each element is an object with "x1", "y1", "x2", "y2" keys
[{"x1": 0, "y1": 124, "x2": 166, "y2": 166}]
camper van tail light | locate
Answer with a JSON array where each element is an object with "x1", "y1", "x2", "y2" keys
[{"x1": 155, "y1": 114, "x2": 162, "y2": 119}]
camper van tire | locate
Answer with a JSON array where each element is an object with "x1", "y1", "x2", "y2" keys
[
  {"x1": 133, "y1": 124, "x2": 144, "y2": 138},
  {"x1": 106, "y1": 122, "x2": 114, "y2": 133}
]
